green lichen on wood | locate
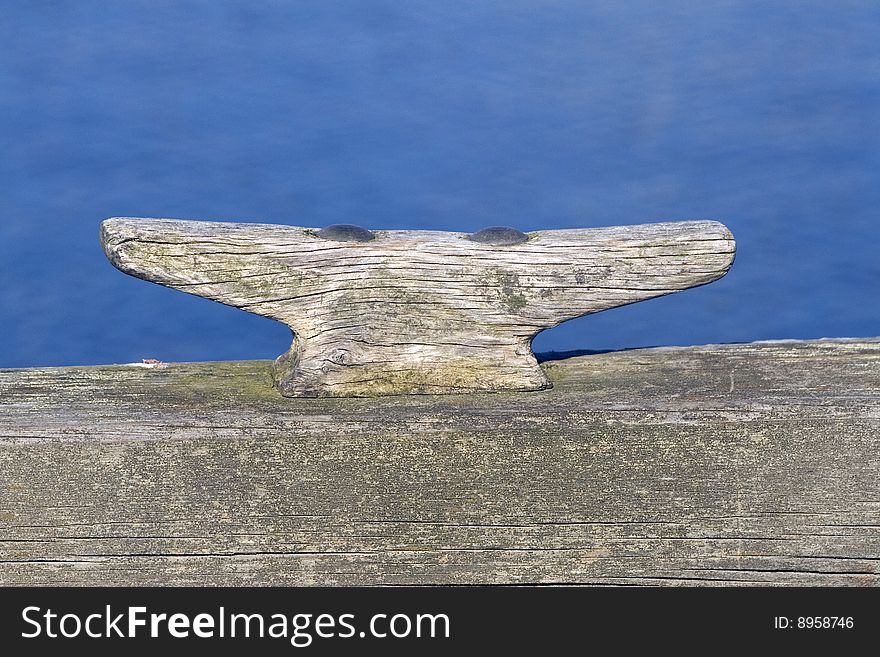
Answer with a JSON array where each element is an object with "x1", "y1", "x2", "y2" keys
[
  {"x1": 312, "y1": 358, "x2": 551, "y2": 398},
  {"x1": 480, "y1": 269, "x2": 529, "y2": 313}
]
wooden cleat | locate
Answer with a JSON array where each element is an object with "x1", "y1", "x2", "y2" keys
[{"x1": 101, "y1": 217, "x2": 735, "y2": 397}]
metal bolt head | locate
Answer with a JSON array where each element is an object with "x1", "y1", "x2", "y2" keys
[
  {"x1": 316, "y1": 224, "x2": 375, "y2": 242},
  {"x1": 468, "y1": 226, "x2": 529, "y2": 246}
]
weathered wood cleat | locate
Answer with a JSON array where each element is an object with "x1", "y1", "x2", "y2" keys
[{"x1": 101, "y1": 218, "x2": 735, "y2": 397}]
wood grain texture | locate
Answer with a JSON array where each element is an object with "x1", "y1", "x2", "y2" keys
[
  {"x1": 1, "y1": 338, "x2": 878, "y2": 586},
  {"x1": 100, "y1": 218, "x2": 735, "y2": 397}
]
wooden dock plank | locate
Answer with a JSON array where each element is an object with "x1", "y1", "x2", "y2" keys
[{"x1": 1, "y1": 338, "x2": 878, "y2": 585}]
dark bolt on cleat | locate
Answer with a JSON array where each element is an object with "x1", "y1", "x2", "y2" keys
[
  {"x1": 316, "y1": 224, "x2": 375, "y2": 242},
  {"x1": 468, "y1": 226, "x2": 529, "y2": 246}
]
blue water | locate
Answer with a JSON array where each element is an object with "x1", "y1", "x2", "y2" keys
[{"x1": 1, "y1": 1, "x2": 878, "y2": 367}]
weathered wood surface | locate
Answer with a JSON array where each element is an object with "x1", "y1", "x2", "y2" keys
[
  {"x1": 1, "y1": 338, "x2": 878, "y2": 586},
  {"x1": 101, "y1": 218, "x2": 735, "y2": 397}
]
